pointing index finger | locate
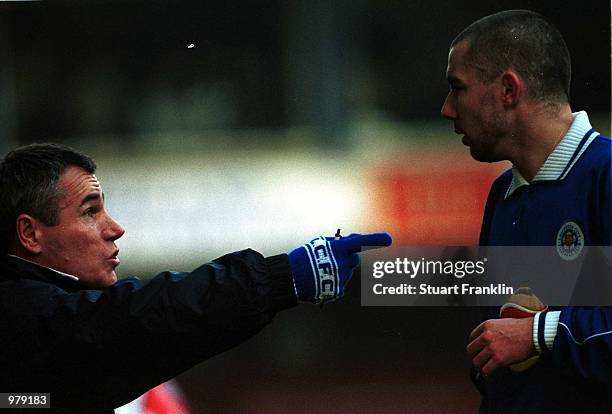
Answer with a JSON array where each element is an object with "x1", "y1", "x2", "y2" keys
[{"x1": 345, "y1": 233, "x2": 393, "y2": 252}]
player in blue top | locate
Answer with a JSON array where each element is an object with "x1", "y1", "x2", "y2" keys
[{"x1": 441, "y1": 10, "x2": 611, "y2": 413}]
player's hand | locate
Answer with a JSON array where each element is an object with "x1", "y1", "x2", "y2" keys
[
  {"x1": 288, "y1": 232, "x2": 392, "y2": 304},
  {"x1": 467, "y1": 318, "x2": 536, "y2": 378}
]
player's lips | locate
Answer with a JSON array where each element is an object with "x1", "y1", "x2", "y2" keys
[{"x1": 455, "y1": 128, "x2": 469, "y2": 145}]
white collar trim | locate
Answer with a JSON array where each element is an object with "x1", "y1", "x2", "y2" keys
[
  {"x1": 505, "y1": 111, "x2": 598, "y2": 199},
  {"x1": 8, "y1": 254, "x2": 80, "y2": 281}
]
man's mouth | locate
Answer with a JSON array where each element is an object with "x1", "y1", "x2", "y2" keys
[{"x1": 108, "y1": 249, "x2": 120, "y2": 267}]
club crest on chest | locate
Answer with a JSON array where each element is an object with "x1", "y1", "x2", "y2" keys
[{"x1": 556, "y1": 221, "x2": 584, "y2": 261}]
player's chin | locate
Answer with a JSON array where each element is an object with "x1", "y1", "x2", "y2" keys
[
  {"x1": 469, "y1": 145, "x2": 496, "y2": 163},
  {"x1": 469, "y1": 146, "x2": 485, "y2": 161}
]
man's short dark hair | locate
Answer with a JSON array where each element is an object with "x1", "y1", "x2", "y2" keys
[
  {"x1": 0, "y1": 143, "x2": 96, "y2": 254},
  {"x1": 452, "y1": 10, "x2": 571, "y2": 103}
]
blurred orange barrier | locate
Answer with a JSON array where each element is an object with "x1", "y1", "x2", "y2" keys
[{"x1": 368, "y1": 150, "x2": 508, "y2": 245}]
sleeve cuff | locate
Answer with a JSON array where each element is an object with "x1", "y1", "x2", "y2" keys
[
  {"x1": 533, "y1": 310, "x2": 561, "y2": 353},
  {"x1": 264, "y1": 254, "x2": 299, "y2": 311}
]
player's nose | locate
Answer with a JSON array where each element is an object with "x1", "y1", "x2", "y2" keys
[{"x1": 440, "y1": 93, "x2": 456, "y2": 120}]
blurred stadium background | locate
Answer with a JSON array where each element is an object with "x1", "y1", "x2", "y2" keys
[{"x1": 1, "y1": 0, "x2": 609, "y2": 412}]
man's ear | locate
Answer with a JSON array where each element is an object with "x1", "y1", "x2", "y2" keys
[
  {"x1": 500, "y1": 70, "x2": 524, "y2": 107},
  {"x1": 15, "y1": 214, "x2": 43, "y2": 255}
]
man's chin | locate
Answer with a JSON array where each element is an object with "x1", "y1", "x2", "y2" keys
[
  {"x1": 104, "y1": 271, "x2": 118, "y2": 287},
  {"x1": 81, "y1": 272, "x2": 117, "y2": 288}
]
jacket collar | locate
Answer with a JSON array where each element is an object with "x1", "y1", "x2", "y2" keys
[
  {"x1": 1, "y1": 254, "x2": 83, "y2": 292},
  {"x1": 505, "y1": 111, "x2": 599, "y2": 199}
]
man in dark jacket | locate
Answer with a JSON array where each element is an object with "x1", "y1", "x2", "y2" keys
[{"x1": 0, "y1": 143, "x2": 392, "y2": 413}]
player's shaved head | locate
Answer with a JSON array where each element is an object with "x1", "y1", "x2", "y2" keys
[{"x1": 452, "y1": 10, "x2": 571, "y2": 104}]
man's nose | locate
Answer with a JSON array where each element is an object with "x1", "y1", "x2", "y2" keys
[
  {"x1": 103, "y1": 214, "x2": 126, "y2": 241},
  {"x1": 440, "y1": 93, "x2": 456, "y2": 120}
]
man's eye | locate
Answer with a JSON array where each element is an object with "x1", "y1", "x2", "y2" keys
[{"x1": 84, "y1": 207, "x2": 96, "y2": 216}]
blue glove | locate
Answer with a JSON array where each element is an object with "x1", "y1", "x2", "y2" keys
[{"x1": 288, "y1": 232, "x2": 392, "y2": 304}]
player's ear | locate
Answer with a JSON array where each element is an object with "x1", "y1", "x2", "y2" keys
[
  {"x1": 500, "y1": 70, "x2": 523, "y2": 108},
  {"x1": 15, "y1": 214, "x2": 43, "y2": 255}
]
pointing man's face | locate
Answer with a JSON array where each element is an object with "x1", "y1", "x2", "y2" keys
[{"x1": 34, "y1": 166, "x2": 125, "y2": 287}]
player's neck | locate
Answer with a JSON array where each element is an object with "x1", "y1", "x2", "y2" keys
[{"x1": 509, "y1": 104, "x2": 573, "y2": 182}]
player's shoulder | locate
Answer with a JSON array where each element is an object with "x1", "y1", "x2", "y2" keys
[
  {"x1": 591, "y1": 132, "x2": 611, "y2": 148},
  {"x1": 591, "y1": 133, "x2": 611, "y2": 150},
  {"x1": 492, "y1": 168, "x2": 513, "y2": 189},
  {"x1": 483, "y1": 168, "x2": 513, "y2": 201},
  {"x1": 495, "y1": 168, "x2": 513, "y2": 181},
  {"x1": 582, "y1": 132, "x2": 611, "y2": 168}
]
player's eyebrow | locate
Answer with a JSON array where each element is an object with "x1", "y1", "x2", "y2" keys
[{"x1": 80, "y1": 191, "x2": 104, "y2": 207}]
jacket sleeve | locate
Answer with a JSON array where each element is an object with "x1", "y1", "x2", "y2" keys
[
  {"x1": 536, "y1": 153, "x2": 612, "y2": 386},
  {"x1": 535, "y1": 307, "x2": 612, "y2": 385},
  {"x1": 3, "y1": 249, "x2": 297, "y2": 411}
]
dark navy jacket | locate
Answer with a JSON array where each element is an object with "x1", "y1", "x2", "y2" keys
[{"x1": 0, "y1": 249, "x2": 296, "y2": 413}]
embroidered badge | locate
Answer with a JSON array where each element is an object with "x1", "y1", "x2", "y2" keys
[{"x1": 556, "y1": 221, "x2": 584, "y2": 261}]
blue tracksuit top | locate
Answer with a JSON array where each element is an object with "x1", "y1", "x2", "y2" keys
[{"x1": 478, "y1": 111, "x2": 612, "y2": 413}]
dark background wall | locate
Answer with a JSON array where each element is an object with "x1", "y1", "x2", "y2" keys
[{"x1": 1, "y1": 0, "x2": 609, "y2": 148}]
